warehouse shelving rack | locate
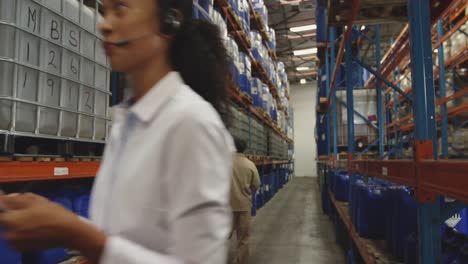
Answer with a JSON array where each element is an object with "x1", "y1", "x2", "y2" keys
[
  {"x1": 210, "y1": 0, "x2": 295, "y2": 181},
  {"x1": 0, "y1": 1, "x2": 294, "y2": 184},
  {"x1": 317, "y1": 0, "x2": 468, "y2": 263}
]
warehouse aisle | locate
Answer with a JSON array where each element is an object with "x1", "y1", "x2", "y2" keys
[{"x1": 229, "y1": 177, "x2": 346, "y2": 264}]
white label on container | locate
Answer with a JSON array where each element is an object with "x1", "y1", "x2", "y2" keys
[
  {"x1": 54, "y1": 167, "x2": 69, "y2": 176},
  {"x1": 382, "y1": 167, "x2": 388, "y2": 176},
  {"x1": 446, "y1": 213, "x2": 461, "y2": 228}
]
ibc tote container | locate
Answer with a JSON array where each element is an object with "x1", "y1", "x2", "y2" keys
[{"x1": 0, "y1": 0, "x2": 111, "y2": 142}]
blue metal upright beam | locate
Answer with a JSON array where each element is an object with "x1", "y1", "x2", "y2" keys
[
  {"x1": 326, "y1": 43, "x2": 331, "y2": 156},
  {"x1": 437, "y1": 20, "x2": 448, "y2": 159},
  {"x1": 345, "y1": 34, "x2": 355, "y2": 159},
  {"x1": 407, "y1": 0, "x2": 441, "y2": 263},
  {"x1": 330, "y1": 27, "x2": 338, "y2": 158},
  {"x1": 394, "y1": 67, "x2": 401, "y2": 158},
  {"x1": 375, "y1": 25, "x2": 384, "y2": 159}
]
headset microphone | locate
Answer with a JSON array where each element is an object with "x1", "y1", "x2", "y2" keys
[
  {"x1": 106, "y1": 34, "x2": 154, "y2": 47},
  {"x1": 105, "y1": 8, "x2": 182, "y2": 47}
]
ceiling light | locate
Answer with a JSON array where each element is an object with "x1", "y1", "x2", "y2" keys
[
  {"x1": 297, "y1": 71, "x2": 318, "y2": 76},
  {"x1": 293, "y1": 48, "x2": 317, "y2": 56},
  {"x1": 297, "y1": 67, "x2": 310, "y2": 71},
  {"x1": 300, "y1": 78, "x2": 307, "y2": 84},
  {"x1": 290, "y1": 24, "x2": 317, "y2": 33},
  {"x1": 292, "y1": 55, "x2": 318, "y2": 61},
  {"x1": 280, "y1": 0, "x2": 302, "y2": 4},
  {"x1": 284, "y1": 33, "x2": 316, "y2": 39}
]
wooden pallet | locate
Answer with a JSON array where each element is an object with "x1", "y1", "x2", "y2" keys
[
  {"x1": 335, "y1": 201, "x2": 403, "y2": 264},
  {"x1": 0, "y1": 134, "x2": 105, "y2": 158},
  {"x1": 58, "y1": 256, "x2": 88, "y2": 264},
  {"x1": 0, "y1": 155, "x2": 101, "y2": 162}
]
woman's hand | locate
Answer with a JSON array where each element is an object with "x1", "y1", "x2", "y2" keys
[
  {"x1": 0, "y1": 193, "x2": 82, "y2": 251},
  {"x1": 0, "y1": 193, "x2": 107, "y2": 264}
]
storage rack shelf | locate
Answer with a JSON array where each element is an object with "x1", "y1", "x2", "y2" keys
[
  {"x1": 214, "y1": 0, "x2": 283, "y2": 108},
  {"x1": 229, "y1": 82, "x2": 292, "y2": 143},
  {"x1": 246, "y1": 0, "x2": 278, "y2": 61},
  {"x1": 328, "y1": 188, "x2": 400, "y2": 264},
  {"x1": 0, "y1": 0, "x2": 293, "y2": 184},
  {"x1": 0, "y1": 162, "x2": 99, "y2": 183},
  {"x1": 0, "y1": 158, "x2": 291, "y2": 183},
  {"x1": 385, "y1": 26, "x2": 468, "y2": 108},
  {"x1": 317, "y1": 0, "x2": 468, "y2": 263}
]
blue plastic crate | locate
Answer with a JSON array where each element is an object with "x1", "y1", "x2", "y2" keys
[{"x1": 0, "y1": 231, "x2": 21, "y2": 264}]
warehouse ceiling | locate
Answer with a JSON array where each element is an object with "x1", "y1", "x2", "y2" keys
[
  {"x1": 265, "y1": 0, "x2": 317, "y2": 84},
  {"x1": 265, "y1": 0, "x2": 407, "y2": 84}
]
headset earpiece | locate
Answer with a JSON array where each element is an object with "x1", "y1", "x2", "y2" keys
[{"x1": 161, "y1": 8, "x2": 182, "y2": 35}]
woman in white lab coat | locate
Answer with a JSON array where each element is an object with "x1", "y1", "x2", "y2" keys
[{"x1": 0, "y1": 0, "x2": 234, "y2": 263}]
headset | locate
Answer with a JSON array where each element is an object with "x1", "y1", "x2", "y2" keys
[{"x1": 112, "y1": 0, "x2": 184, "y2": 47}]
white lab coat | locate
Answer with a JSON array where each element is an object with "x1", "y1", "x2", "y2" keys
[{"x1": 90, "y1": 72, "x2": 235, "y2": 263}]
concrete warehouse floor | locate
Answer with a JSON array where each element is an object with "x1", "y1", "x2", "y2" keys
[{"x1": 229, "y1": 177, "x2": 346, "y2": 264}]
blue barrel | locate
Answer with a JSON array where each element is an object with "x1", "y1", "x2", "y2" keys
[
  {"x1": 394, "y1": 188, "x2": 417, "y2": 259},
  {"x1": 355, "y1": 181, "x2": 368, "y2": 234},
  {"x1": 239, "y1": 74, "x2": 250, "y2": 93},
  {"x1": 199, "y1": 0, "x2": 213, "y2": 12},
  {"x1": 74, "y1": 192, "x2": 91, "y2": 219},
  {"x1": 456, "y1": 209, "x2": 468, "y2": 235},
  {"x1": 382, "y1": 185, "x2": 401, "y2": 255},
  {"x1": 251, "y1": 192, "x2": 257, "y2": 216},
  {"x1": 256, "y1": 183, "x2": 264, "y2": 210},
  {"x1": 0, "y1": 231, "x2": 21, "y2": 264},
  {"x1": 453, "y1": 241, "x2": 468, "y2": 264},
  {"x1": 24, "y1": 192, "x2": 73, "y2": 264},
  {"x1": 334, "y1": 172, "x2": 349, "y2": 202},
  {"x1": 229, "y1": 62, "x2": 240, "y2": 87},
  {"x1": 251, "y1": 47, "x2": 262, "y2": 61},
  {"x1": 403, "y1": 232, "x2": 418, "y2": 264},
  {"x1": 349, "y1": 177, "x2": 363, "y2": 226},
  {"x1": 443, "y1": 228, "x2": 466, "y2": 263},
  {"x1": 192, "y1": 0, "x2": 199, "y2": 18},
  {"x1": 358, "y1": 186, "x2": 385, "y2": 239},
  {"x1": 229, "y1": 0, "x2": 238, "y2": 14}
]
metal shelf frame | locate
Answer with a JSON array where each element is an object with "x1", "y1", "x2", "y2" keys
[
  {"x1": 317, "y1": 0, "x2": 468, "y2": 263},
  {"x1": 0, "y1": 1, "x2": 294, "y2": 184}
]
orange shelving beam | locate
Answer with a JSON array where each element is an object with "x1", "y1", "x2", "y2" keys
[{"x1": 0, "y1": 162, "x2": 99, "y2": 183}]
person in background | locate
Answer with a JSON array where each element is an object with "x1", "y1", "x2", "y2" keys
[
  {"x1": 0, "y1": 0, "x2": 234, "y2": 263},
  {"x1": 230, "y1": 137, "x2": 261, "y2": 264}
]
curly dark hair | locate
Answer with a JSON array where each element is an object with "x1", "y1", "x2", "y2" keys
[{"x1": 168, "y1": 2, "x2": 231, "y2": 127}]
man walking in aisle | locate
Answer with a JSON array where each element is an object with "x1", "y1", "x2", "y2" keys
[{"x1": 230, "y1": 137, "x2": 261, "y2": 264}]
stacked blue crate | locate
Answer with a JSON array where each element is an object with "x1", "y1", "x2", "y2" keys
[
  {"x1": 317, "y1": 113, "x2": 328, "y2": 156},
  {"x1": 250, "y1": 31, "x2": 263, "y2": 61},
  {"x1": 334, "y1": 171, "x2": 349, "y2": 202},
  {"x1": 250, "y1": 78, "x2": 263, "y2": 107},
  {"x1": 17, "y1": 187, "x2": 91, "y2": 264},
  {"x1": 0, "y1": 234, "x2": 21, "y2": 264},
  {"x1": 251, "y1": 192, "x2": 257, "y2": 216},
  {"x1": 24, "y1": 190, "x2": 74, "y2": 264}
]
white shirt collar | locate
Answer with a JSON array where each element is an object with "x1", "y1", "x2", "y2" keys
[{"x1": 115, "y1": 72, "x2": 185, "y2": 124}]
